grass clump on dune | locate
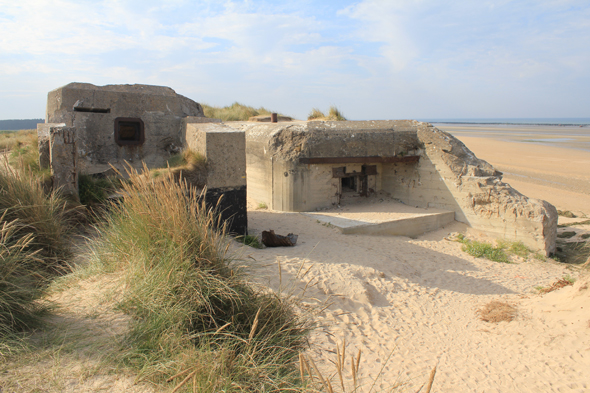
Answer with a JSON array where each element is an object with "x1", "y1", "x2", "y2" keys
[
  {"x1": 0, "y1": 160, "x2": 73, "y2": 348},
  {"x1": 90, "y1": 165, "x2": 310, "y2": 391},
  {"x1": 307, "y1": 106, "x2": 347, "y2": 121},
  {"x1": 0, "y1": 218, "x2": 49, "y2": 344},
  {"x1": 0, "y1": 162, "x2": 72, "y2": 272},
  {"x1": 203, "y1": 102, "x2": 275, "y2": 121},
  {"x1": 455, "y1": 234, "x2": 509, "y2": 263}
]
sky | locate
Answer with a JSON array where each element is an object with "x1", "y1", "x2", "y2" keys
[{"x1": 0, "y1": 0, "x2": 589, "y2": 121}]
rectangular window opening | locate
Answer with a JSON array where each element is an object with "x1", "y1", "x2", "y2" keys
[
  {"x1": 114, "y1": 117, "x2": 145, "y2": 146},
  {"x1": 73, "y1": 107, "x2": 111, "y2": 113}
]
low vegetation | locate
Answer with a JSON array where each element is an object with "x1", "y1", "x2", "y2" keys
[
  {"x1": 558, "y1": 219, "x2": 590, "y2": 228},
  {"x1": 202, "y1": 102, "x2": 276, "y2": 121},
  {"x1": 455, "y1": 235, "x2": 546, "y2": 263},
  {"x1": 557, "y1": 210, "x2": 576, "y2": 218},
  {"x1": 0, "y1": 162, "x2": 72, "y2": 270},
  {"x1": 307, "y1": 106, "x2": 347, "y2": 121},
  {"x1": 478, "y1": 301, "x2": 517, "y2": 323},
  {"x1": 535, "y1": 275, "x2": 576, "y2": 294},
  {"x1": 0, "y1": 160, "x2": 73, "y2": 353},
  {"x1": 236, "y1": 234, "x2": 263, "y2": 249},
  {"x1": 553, "y1": 241, "x2": 590, "y2": 265},
  {"x1": 0, "y1": 129, "x2": 37, "y2": 152},
  {"x1": 0, "y1": 219, "x2": 48, "y2": 341},
  {"x1": 88, "y1": 165, "x2": 311, "y2": 390},
  {"x1": 455, "y1": 234, "x2": 509, "y2": 263}
]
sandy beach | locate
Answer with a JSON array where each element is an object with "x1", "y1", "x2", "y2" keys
[
  {"x1": 242, "y1": 124, "x2": 590, "y2": 392},
  {"x1": 438, "y1": 124, "x2": 590, "y2": 215}
]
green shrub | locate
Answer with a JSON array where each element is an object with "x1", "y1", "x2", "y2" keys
[
  {"x1": 461, "y1": 241, "x2": 509, "y2": 263},
  {"x1": 236, "y1": 234, "x2": 263, "y2": 249},
  {"x1": 78, "y1": 175, "x2": 113, "y2": 206},
  {"x1": 90, "y1": 165, "x2": 310, "y2": 389},
  {"x1": 455, "y1": 235, "x2": 510, "y2": 263}
]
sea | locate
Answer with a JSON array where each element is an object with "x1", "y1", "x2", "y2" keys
[
  {"x1": 420, "y1": 118, "x2": 590, "y2": 126},
  {"x1": 421, "y1": 118, "x2": 590, "y2": 152}
]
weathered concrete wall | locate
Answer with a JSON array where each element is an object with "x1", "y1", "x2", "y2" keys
[
  {"x1": 243, "y1": 120, "x2": 557, "y2": 255},
  {"x1": 44, "y1": 83, "x2": 204, "y2": 174},
  {"x1": 184, "y1": 122, "x2": 247, "y2": 234},
  {"x1": 242, "y1": 121, "x2": 421, "y2": 211},
  {"x1": 48, "y1": 126, "x2": 77, "y2": 195},
  {"x1": 415, "y1": 123, "x2": 557, "y2": 255}
]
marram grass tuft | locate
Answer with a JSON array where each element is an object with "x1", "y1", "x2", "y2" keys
[{"x1": 89, "y1": 164, "x2": 311, "y2": 391}]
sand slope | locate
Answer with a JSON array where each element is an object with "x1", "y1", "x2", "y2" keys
[{"x1": 243, "y1": 207, "x2": 589, "y2": 392}]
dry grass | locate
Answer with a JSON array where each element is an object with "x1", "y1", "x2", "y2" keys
[
  {"x1": 307, "y1": 106, "x2": 347, "y2": 121},
  {"x1": 0, "y1": 129, "x2": 36, "y2": 151},
  {"x1": 477, "y1": 301, "x2": 517, "y2": 323},
  {"x1": 87, "y1": 164, "x2": 311, "y2": 391},
  {"x1": 202, "y1": 102, "x2": 278, "y2": 121},
  {"x1": 537, "y1": 277, "x2": 575, "y2": 294}
]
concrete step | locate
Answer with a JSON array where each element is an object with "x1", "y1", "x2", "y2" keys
[{"x1": 302, "y1": 203, "x2": 455, "y2": 238}]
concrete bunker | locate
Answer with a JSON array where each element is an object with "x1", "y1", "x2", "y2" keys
[
  {"x1": 239, "y1": 120, "x2": 558, "y2": 256},
  {"x1": 37, "y1": 83, "x2": 247, "y2": 234},
  {"x1": 36, "y1": 83, "x2": 557, "y2": 255}
]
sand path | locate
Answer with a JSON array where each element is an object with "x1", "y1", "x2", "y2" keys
[{"x1": 243, "y1": 206, "x2": 589, "y2": 392}]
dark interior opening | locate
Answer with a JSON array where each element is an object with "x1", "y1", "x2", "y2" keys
[
  {"x1": 73, "y1": 107, "x2": 111, "y2": 113},
  {"x1": 118, "y1": 122, "x2": 140, "y2": 141},
  {"x1": 341, "y1": 176, "x2": 357, "y2": 192},
  {"x1": 114, "y1": 117, "x2": 145, "y2": 146}
]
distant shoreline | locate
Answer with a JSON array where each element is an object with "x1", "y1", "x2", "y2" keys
[{"x1": 429, "y1": 121, "x2": 590, "y2": 127}]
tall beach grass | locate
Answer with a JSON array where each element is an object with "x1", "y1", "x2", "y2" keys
[
  {"x1": 203, "y1": 102, "x2": 274, "y2": 121},
  {"x1": 307, "y1": 106, "x2": 347, "y2": 121},
  {"x1": 89, "y1": 165, "x2": 311, "y2": 391},
  {"x1": 0, "y1": 161, "x2": 72, "y2": 272}
]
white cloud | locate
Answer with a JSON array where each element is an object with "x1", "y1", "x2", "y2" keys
[{"x1": 0, "y1": 0, "x2": 588, "y2": 119}]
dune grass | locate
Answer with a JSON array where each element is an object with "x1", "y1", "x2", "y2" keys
[
  {"x1": 0, "y1": 129, "x2": 37, "y2": 152},
  {"x1": 202, "y1": 102, "x2": 276, "y2": 121},
  {"x1": 0, "y1": 159, "x2": 73, "y2": 350},
  {"x1": 307, "y1": 106, "x2": 347, "y2": 121},
  {"x1": 0, "y1": 162, "x2": 72, "y2": 271},
  {"x1": 0, "y1": 218, "x2": 49, "y2": 344},
  {"x1": 88, "y1": 165, "x2": 311, "y2": 391}
]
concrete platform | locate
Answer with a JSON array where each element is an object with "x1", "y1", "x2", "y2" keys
[{"x1": 302, "y1": 201, "x2": 455, "y2": 237}]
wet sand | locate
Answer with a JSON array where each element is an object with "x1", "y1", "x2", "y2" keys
[{"x1": 437, "y1": 124, "x2": 590, "y2": 215}]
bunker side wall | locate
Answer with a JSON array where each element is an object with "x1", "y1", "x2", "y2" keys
[
  {"x1": 416, "y1": 125, "x2": 557, "y2": 255},
  {"x1": 381, "y1": 158, "x2": 465, "y2": 221},
  {"x1": 245, "y1": 137, "x2": 273, "y2": 209},
  {"x1": 184, "y1": 122, "x2": 247, "y2": 234}
]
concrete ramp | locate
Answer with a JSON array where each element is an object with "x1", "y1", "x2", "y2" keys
[{"x1": 302, "y1": 201, "x2": 455, "y2": 238}]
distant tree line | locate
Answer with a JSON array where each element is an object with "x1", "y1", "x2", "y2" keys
[{"x1": 0, "y1": 119, "x2": 44, "y2": 131}]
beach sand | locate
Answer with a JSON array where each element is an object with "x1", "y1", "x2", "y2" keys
[
  {"x1": 242, "y1": 124, "x2": 590, "y2": 392},
  {"x1": 439, "y1": 124, "x2": 590, "y2": 215}
]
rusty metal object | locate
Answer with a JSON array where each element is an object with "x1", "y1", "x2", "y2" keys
[
  {"x1": 271, "y1": 113, "x2": 278, "y2": 123},
  {"x1": 261, "y1": 230, "x2": 298, "y2": 247}
]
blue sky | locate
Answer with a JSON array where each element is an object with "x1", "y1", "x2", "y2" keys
[{"x1": 0, "y1": 0, "x2": 589, "y2": 120}]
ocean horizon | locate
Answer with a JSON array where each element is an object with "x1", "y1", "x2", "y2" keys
[{"x1": 422, "y1": 118, "x2": 590, "y2": 126}]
